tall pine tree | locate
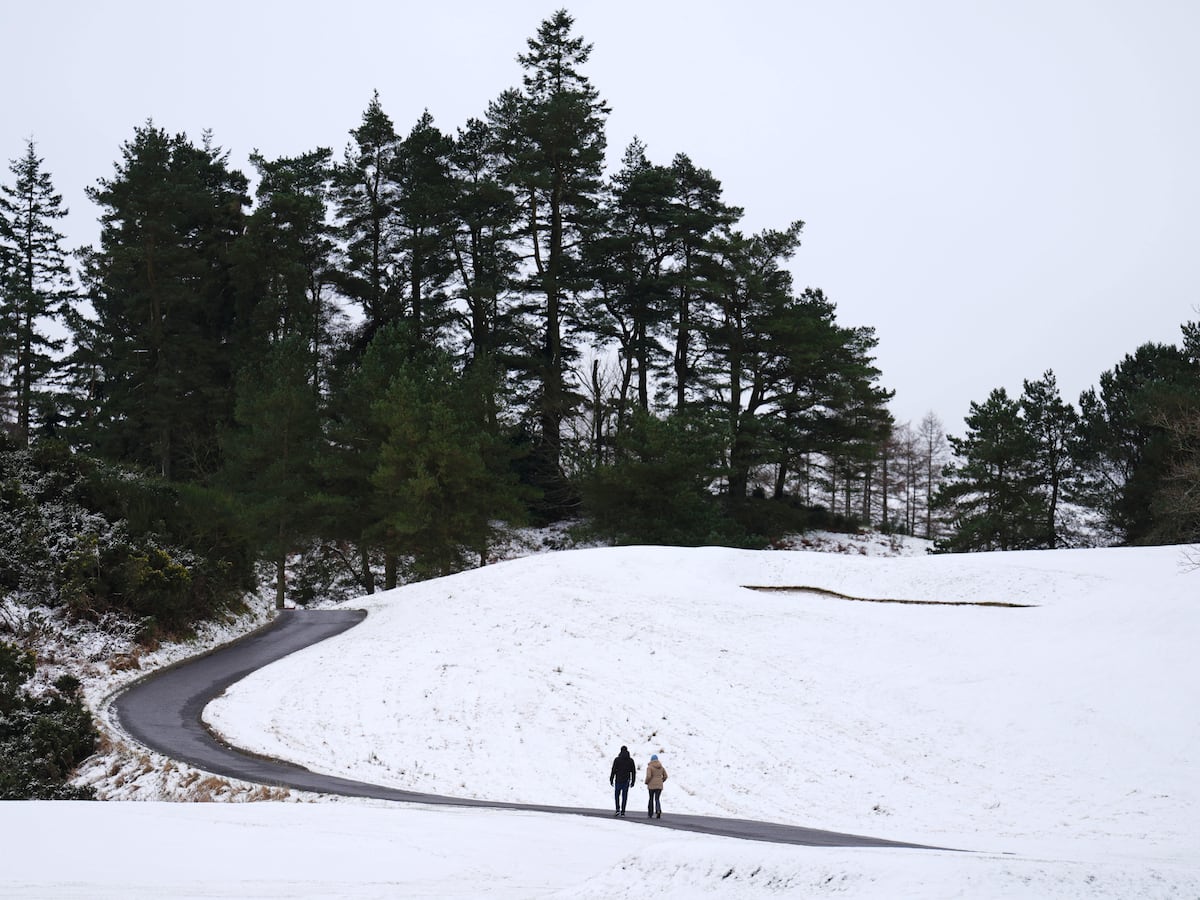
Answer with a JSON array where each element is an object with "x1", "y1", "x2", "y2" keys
[
  {"x1": 935, "y1": 388, "x2": 1047, "y2": 552},
  {"x1": 222, "y1": 335, "x2": 323, "y2": 608},
  {"x1": 1019, "y1": 370, "x2": 1078, "y2": 548},
  {"x1": 78, "y1": 123, "x2": 249, "y2": 480},
  {"x1": 333, "y1": 93, "x2": 402, "y2": 351},
  {"x1": 393, "y1": 111, "x2": 457, "y2": 349},
  {"x1": 490, "y1": 10, "x2": 609, "y2": 514},
  {"x1": 0, "y1": 140, "x2": 73, "y2": 444}
]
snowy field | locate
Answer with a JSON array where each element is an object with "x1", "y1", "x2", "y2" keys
[{"x1": 6, "y1": 538, "x2": 1199, "y2": 898}]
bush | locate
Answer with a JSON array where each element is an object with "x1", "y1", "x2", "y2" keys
[
  {"x1": 0, "y1": 442, "x2": 255, "y2": 642},
  {"x1": 0, "y1": 641, "x2": 96, "y2": 800},
  {"x1": 580, "y1": 411, "x2": 740, "y2": 546}
]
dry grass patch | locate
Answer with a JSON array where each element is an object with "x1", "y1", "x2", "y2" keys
[{"x1": 744, "y1": 585, "x2": 1035, "y2": 608}]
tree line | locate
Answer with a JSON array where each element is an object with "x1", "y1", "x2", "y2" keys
[
  {"x1": 1, "y1": 10, "x2": 1196, "y2": 618},
  {"x1": 0, "y1": 11, "x2": 899, "y2": 608},
  {"x1": 933, "y1": 331, "x2": 1200, "y2": 553}
]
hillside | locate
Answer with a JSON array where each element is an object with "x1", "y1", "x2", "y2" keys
[
  {"x1": 204, "y1": 543, "x2": 1198, "y2": 859},
  {"x1": 6, "y1": 536, "x2": 1198, "y2": 897}
]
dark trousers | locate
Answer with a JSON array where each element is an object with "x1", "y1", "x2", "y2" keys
[
  {"x1": 613, "y1": 782, "x2": 629, "y2": 812},
  {"x1": 647, "y1": 788, "x2": 662, "y2": 816}
]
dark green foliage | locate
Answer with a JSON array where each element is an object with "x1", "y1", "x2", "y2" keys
[
  {"x1": 318, "y1": 324, "x2": 414, "y2": 593},
  {"x1": 393, "y1": 110, "x2": 458, "y2": 345},
  {"x1": 76, "y1": 123, "x2": 250, "y2": 481},
  {"x1": 235, "y1": 147, "x2": 338, "y2": 372},
  {"x1": 490, "y1": 10, "x2": 610, "y2": 508},
  {"x1": 581, "y1": 410, "x2": 731, "y2": 546},
  {"x1": 1019, "y1": 371, "x2": 1079, "y2": 548},
  {"x1": 12, "y1": 12, "x2": 915, "y2": 594},
  {"x1": 1075, "y1": 341, "x2": 1200, "y2": 543},
  {"x1": 0, "y1": 140, "x2": 73, "y2": 445},
  {"x1": 332, "y1": 92, "x2": 403, "y2": 349},
  {"x1": 0, "y1": 641, "x2": 96, "y2": 800},
  {"x1": 1152, "y1": 405, "x2": 1200, "y2": 544},
  {"x1": 449, "y1": 117, "x2": 522, "y2": 367},
  {"x1": 371, "y1": 355, "x2": 529, "y2": 578},
  {"x1": 222, "y1": 336, "x2": 324, "y2": 608},
  {"x1": 584, "y1": 139, "x2": 677, "y2": 423},
  {"x1": 935, "y1": 388, "x2": 1049, "y2": 552},
  {"x1": 0, "y1": 440, "x2": 253, "y2": 641},
  {"x1": 727, "y1": 496, "x2": 862, "y2": 548}
]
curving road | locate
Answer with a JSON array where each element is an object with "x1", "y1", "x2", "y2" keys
[{"x1": 112, "y1": 609, "x2": 944, "y2": 850}]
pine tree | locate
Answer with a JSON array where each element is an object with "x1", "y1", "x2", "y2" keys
[
  {"x1": 333, "y1": 93, "x2": 402, "y2": 350},
  {"x1": 371, "y1": 354, "x2": 526, "y2": 578},
  {"x1": 394, "y1": 110, "x2": 457, "y2": 348},
  {"x1": 0, "y1": 140, "x2": 73, "y2": 444},
  {"x1": 584, "y1": 138, "x2": 675, "y2": 429},
  {"x1": 318, "y1": 324, "x2": 410, "y2": 593},
  {"x1": 663, "y1": 153, "x2": 741, "y2": 409},
  {"x1": 78, "y1": 123, "x2": 250, "y2": 481},
  {"x1": 935, "y1": 388, "x2": 1047, "y2": 552},
  {"x1": 698, "y1": 223, "x2": 805, "y2": 499},
  {"x1": 1019, "y1": 370, "x2": 1078, "y2": 548},
  {"x1": 580, "y1": 408, "x2": 729, "y2": 545},
  {"x1": 1075, "y1": 341, "x2": 1199, "y2": 542},
  {"x1": 222, "y1": 336, "x2": 323, "y2": 608},
  {"x1": 237, "y1": 148, "x2": 339, "y2": 389},
  {"x1": 490, "y1": 10, "x2": 610, "y2": 512},
  {"x1": 448, "y1": 117, "x2": 520, "y2": 369}
]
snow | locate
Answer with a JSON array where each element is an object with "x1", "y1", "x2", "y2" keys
[{"x1": 6, "y1": 536, "x2": 1200, "y2": 897}]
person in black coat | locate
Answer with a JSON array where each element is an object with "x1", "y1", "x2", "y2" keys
[{"x1": 609, "y1": 745, "x2": 637, "y2": 816}]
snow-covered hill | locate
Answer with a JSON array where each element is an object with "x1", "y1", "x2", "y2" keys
[
  {"x1": 6, "y1": 538, "x2": 1199, "y2": 898},
  {"x1": 204, "y1": 544, "x2": 1198, "y2": 856}
]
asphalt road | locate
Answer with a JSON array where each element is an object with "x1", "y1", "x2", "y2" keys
[{"x1": 112, "y1": 609, "x2": 943, "y2": 850}]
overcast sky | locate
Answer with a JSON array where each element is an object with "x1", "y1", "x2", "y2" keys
[{"x1": 5, "y1": 0, "x2": 1198, "y2": 430}]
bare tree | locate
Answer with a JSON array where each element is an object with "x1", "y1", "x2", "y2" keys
[{"x1": 918, "y1": 411, "x2": 949, "y2": 539}]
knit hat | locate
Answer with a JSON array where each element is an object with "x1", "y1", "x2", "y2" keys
[{"x1": 651, "y1": 754, "x2": 658, "y2": 760}]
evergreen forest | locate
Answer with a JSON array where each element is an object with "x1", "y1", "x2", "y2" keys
[
  {"x1": 1, "y1": 8, "x2": 1198, "y2": 634},
  {"x1": 1, "y1": 9, "x2": 1199, "y2": 801}
]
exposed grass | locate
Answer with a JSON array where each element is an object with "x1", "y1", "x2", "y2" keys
[{"x1": 743, "y1": 585, "x2": 1036, "y2": 608}]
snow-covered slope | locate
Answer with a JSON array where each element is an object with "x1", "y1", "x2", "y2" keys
[
  {"x1": 205, "y1": 544, "x2": 1199, "y2": 860},
  {"x1": 8, "y1": 540, "x2": 1198, "y2": 898}
]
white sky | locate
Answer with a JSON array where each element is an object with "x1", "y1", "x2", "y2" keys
[{"x1": 5, "y1": 0, "x2": 1198, "y2": 429}]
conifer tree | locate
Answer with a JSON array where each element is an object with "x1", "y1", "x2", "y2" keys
[
  {"x1": 237, "y1": 148, "x2": 338, "y2": 389},
  {"x1": 0, "y1": 140, "x2": 73, "y2": 444},
  {"x1": 448, "y1": 117, "x2": 520, "y2": 369},
  {"x1": 698, "y1": 223, "x2": 805, "y2": 499},
  {"x1": 490, "y1": 10, "x2": 609, "y2": 513},
  {"x1": 580, "y1": 408, "x2": 728, "y2": 546},
  {"x1": 222, "y1": 335, "x2": 323, "y2": 608},
  {"x1": 333, "y1": 93, "x2": 402, "y2": 350},
  {"x1": 585, "y1": 138, "x2": 675, "y2": 428},
  {"x1": 78, "y1": 123, "x2": 249, "y2": 480},
  {"x1": 1075, "y1": 341, "x2": 1199, "y2": 542},
  {"x1": 935, "y1": 388, "x2": 1047, "y2": 551},
  {"x1": 318, "y1": 324, "x2": 409, "y2": 593},
  {"x1": 1019, "y1": 370, "x2": 1078, "y2": 548},
  {"x1": 394, "y1": 110, "x2": 457, "y2": 349},
  {"x1": 371, "y1": 355, "x2": 526, "y2": 578},
  {"x1": 663, "y1": 153, "x2": 741, "y2": 409}
]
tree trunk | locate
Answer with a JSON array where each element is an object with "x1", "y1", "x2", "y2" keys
[
  {"x1": 360, "y1": 545, "x2": 375, "y2": 595},
  {"x1": 274, "y1": 556, "x2": 287, "y2": 610},
  {"x1": 384, "y1": 552, "x2": 398, "y2": 591}
]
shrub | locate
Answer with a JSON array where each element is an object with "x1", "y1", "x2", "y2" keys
[{"x1": 0, "y1": 641, "x2": 97, "y2": 800}]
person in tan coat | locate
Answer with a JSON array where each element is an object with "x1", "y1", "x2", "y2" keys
[{"x1": 644, "y1": 753, "x2": 667, "y2": 818}]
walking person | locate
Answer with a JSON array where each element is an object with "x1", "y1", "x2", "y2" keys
[
  {"x1": 645, "y1": 753, "x2": 667, "y2": 818},
  {"x1": 609, "y1": 745, "x2": 636, "y2": 816}
]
